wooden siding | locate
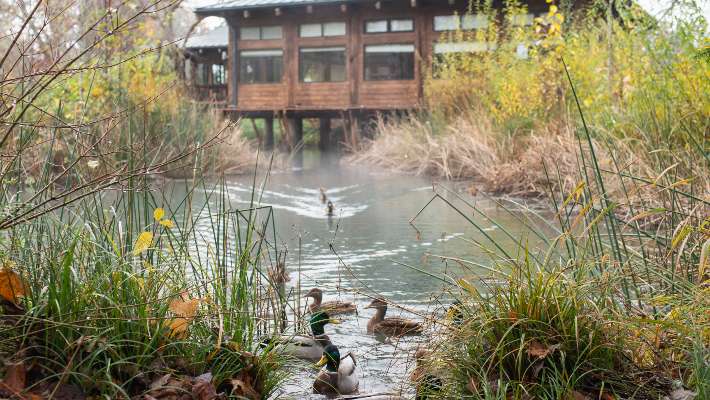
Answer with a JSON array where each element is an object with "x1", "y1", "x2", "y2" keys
[{"x1": 219, "y1": 0, "x2": 556, "y2": 113}]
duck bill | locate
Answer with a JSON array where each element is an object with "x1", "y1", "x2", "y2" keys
[
  {"x1": 328, "y1": 318, "x2": 341, "y2": 325},
  {"x1": 315, "y1": 355, "x2": 328, "y2": 367}
]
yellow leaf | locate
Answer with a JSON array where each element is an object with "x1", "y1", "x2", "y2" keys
[
  {"x1": 132, "y1": 232, "x2": 153, "y2": 256},
  {"x1": 159, "y1": 219, "x2": 175, "y2": 228},
  {"x1": 457, "y1": 278, "x2": 477, "y2": 295},
  {"x1": 166, "y1": 292, "x2": 201, "y2": 338},
  {"x1": 153, "y1": 208, "x2": 165, "y2": 222},
  {"x1": 0, "y1": 268, "x2": 26, "y2": 304},
  {"x1": 169, "y1": 292, "x2": 200, "y2": 318}
]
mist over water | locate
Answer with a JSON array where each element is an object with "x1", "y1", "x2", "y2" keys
[{"x1": 177, "y1": 150, "x2": 540, "y2": 398}]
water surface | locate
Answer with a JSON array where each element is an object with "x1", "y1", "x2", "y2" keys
[{"x1": 179, "y1": 151, "x2": 540, "y2": 398}]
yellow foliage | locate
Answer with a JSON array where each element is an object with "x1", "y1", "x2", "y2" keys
[
  {"x1": 132, "y1": 232, "x2": 153, "y2": 256},
  {"x1": 153, "y1": 208, "x2": 165, "y2": 222}
]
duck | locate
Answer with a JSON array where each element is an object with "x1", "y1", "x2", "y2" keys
[
  {"x1": 265, "y1": 311, "x2": 339, "y2": 361},
  {"x1": 313, "y1": 344, "x2": 359, "y2": 396},
  {"x1": 319, "y1": 187, "x2": 328, "y2": 204},
  {"x1": 365, "y1": 298, "x2": 423, "y2": 336},
  {"x1": 305, "y1": 288, "x2": 357, "y2": 316},
  {"x1": 326, "y1": 200, "x2": 335, "y2": 216}
]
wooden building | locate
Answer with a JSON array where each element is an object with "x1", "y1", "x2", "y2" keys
[
  {"x1": 193, "y1": 0, "x2": 578, "y2": 149},
  {"x1": 183, "y1": 25, "x2": 229, "y2": 103}
]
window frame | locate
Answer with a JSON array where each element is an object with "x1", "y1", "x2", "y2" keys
[
  {"x1": 363, "y1": 43, "x2": 416, "y2": 82},
  {"x1": 238, "y1": 49, "x2": 284, "y2": 84},
  {"x1": 298, "y1": 46, "x2": 348, "y2": 83},
  {"x1": 363, "y1": 17, "x2": 415, "y2": 34},
  {"x1": 298, "y1": 21, "x2": 347, "y2": 38},
  {"x1": 239, "y1": 25, "x2": 283, "y2": 41}
]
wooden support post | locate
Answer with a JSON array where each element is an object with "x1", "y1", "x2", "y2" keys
[
  {"x1": 228, "y1": 24, "x2": 239, "y2": 108},
  {"x1": 318, "y1": 118, "x2": 331, "y2": 151},
  {"x1": 348, "y1": 112, "x2": 361, "y2": 149},
  {"x1": 291, "y1": 117, "x2": 303, "y2": 168},
  {"x1": 264, "y1": 117, "x2": 274, "y2": 149}
]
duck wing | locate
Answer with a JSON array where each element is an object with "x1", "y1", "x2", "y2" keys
[
  {"x1": 337, "y1": 352, "x2": 359, "y2": 394},
  {"x1": 376, "y1": 317, "x2": 422, "y2": 336},
  {"x1": 319, "y1": 300, "x2": 358, "y2": 314},
  {"x1": 270, "y1": 334, "x2": 324, "y2": 360}
]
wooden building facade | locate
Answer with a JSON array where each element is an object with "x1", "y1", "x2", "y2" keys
[{"x1": 193, "y1": 0, "x2": 576, "y2": 149}]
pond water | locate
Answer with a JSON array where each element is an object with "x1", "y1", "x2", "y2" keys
[{"x1": 179, "y1": 151, "x2": 542, "y2": 399}]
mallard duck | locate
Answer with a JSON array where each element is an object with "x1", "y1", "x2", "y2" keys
[
  {"x1": 326, "y1": 200, "x2": 334, "y2": 216},
  {"x1": 319, "y1": 187, "x2": 327, "y2": 204},
  {"x1": 365, "y1": 298, "x2": 422, "y2": 336},
  {"x1": 305, "y1": 288, "x2": 357, "y2": 316},
  {"x1": 265, "y1": 311, "x2": 339, "y2": 361},
  {"x1": 313, "y1": 344, "x2": 359, "y2": 396}
]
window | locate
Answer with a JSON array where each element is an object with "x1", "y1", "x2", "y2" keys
[
  {"x1": 212, "y1": 64, "x2": 226, "y2": 85},
  {"x1": 364, "y1": 44, "x2": 415, "y2": 81},
  {"x1": 434, "y1": 14, "x2": 488, "y2": 31},
  {"x1": 299, "y1": 22, "x2": 346, "y2": 38},
  {"x1": 239, "y1": 50, "x2": 283, "y2": 83},
  {"x1": 300, "y1": 47, "x2": 346, "y2": 82},
  {"x1": 240, "y1": 26, "x2": 283, "y2": 40},
  {"x1": 433, "y1": 42, "x2": 490, "y2": 54},
  {"x1": 195, "y1": 63, "x2": 208, "y2": 85},
  {"x1": 365, "y1": 18, "x2": 414, "y2": 33}
]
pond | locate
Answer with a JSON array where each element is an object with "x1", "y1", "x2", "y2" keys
[{"x1": 179, "y1": 151, "x2": 542, "y2": 399}]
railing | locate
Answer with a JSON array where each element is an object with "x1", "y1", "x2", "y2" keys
[{"x1": 188, "y1": 84, "x2": 227, "y2": 103}]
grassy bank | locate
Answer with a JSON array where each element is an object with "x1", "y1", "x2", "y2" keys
[
  {"x1": 350, "y1": 3, "x2": 709, "y2": 200},
  {"x1": 0, "y1": 3, "x2": 288, "y2": 398},
  {"x1": 407, "y1": 23, "x2": 709, "y2": 396}
]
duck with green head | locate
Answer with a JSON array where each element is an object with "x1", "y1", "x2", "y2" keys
[
  {"x1": 313, "y1": 344, "x2": 358, "y2": 396},
  {"x1": 266, "y1": 311, "x2": 340, "y2": 361}
]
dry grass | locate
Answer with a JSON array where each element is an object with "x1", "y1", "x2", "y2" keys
[{"x1": 349, "y1": 115, "x2": 590, "y2": 198}]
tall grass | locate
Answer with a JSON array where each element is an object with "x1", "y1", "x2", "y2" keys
[{"x1": 412, "y1": 45, "x2": 708, "y2": 400}]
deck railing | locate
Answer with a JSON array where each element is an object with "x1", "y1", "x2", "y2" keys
[{"x1": 189, "y1": 84, "x2": 227, "y2": 103}]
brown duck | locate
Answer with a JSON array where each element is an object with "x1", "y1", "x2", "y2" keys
[
  {"x1": 365, "y1": 298, "x2": 422, "y2": 336},
  {"x1": 305, "y1": 288, "x2": 357, "y2": 316}
]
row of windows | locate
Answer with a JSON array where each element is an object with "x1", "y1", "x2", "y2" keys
[
  {"x1": 239, "y1": 44, "x2": 415, "y2": 84},
  {"x1": 237, "y1": 13, "x2": 536, "y2": 40}
]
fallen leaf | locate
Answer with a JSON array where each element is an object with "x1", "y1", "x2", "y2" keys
[
  {"x1": 527, "y1": 340, "x2": 560, "y2": 359},
  {"x1": 153, "y1": 208, "x2": 165, "y2": 222},
  {"x1": 0, "y1": 268, "x2": 25, "y2": 304},
  {"x1": 568, "y1": 390, "x2": 592, "y2": 400},
  {"x1": 0, "y1": 361, "x2": 26, "y2": 393},
  {"x1": 166, "y1": 293, "x2": 200, "y2": 338},
  {"x1": 192, "y1": 373, "x2": 218, "y2": 400},
  {"x1": 133, "y1": 232, "x2": 153, "y2": 256},
  {"x1": 229, "y1": 378, "x2": 260, "y2": 400}
]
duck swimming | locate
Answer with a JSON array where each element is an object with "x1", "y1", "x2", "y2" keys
[
  {"x1": 365, "y1": 298, "x2": 422, "y2": 336},
  {"x1": 266, "y1": 311, "x2": 339, "y2": 361},
  {"x1": 305, "y1": 288, "x2": 357, "y2": 316},
  {"x1": 326, "y1": 200, "x2": 334, "y2": 216},
  {"x1": 313, "y1": 344, "x2": 359, "y2": 396}
]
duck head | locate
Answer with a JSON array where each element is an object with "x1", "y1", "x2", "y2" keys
[
  {"x1": 304, "y1": 287, "x2": 323, "y2": 303},
  {"x1": 364, "y1": 298, "x2": 388, "y2": 311},
  {"x1": 310, "y1": 310, "x2": 340, "y2": 336},
  {"x1": 315, "y1": 344, "x2": 341, "y2": 372},
  {"x1": 326, "y1": 201, "x2": 334, "y2": 215}
]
